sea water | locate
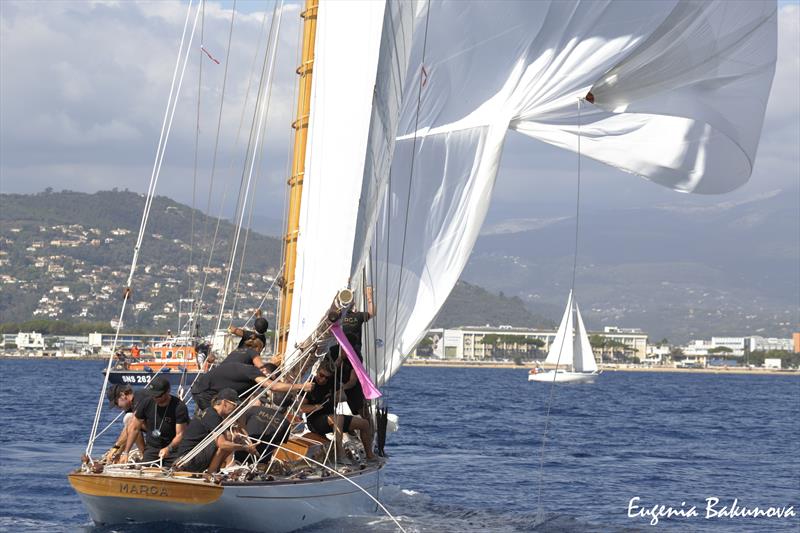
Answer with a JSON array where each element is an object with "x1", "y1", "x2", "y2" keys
[{"x1": 0, "y1": 359, "x2": 797, "y2": 532}]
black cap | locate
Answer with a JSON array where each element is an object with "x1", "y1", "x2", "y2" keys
[
  {"x1": 254, "y1": 317, "x2": 269, "y2": 334},
  {"x1": 216, "y1": 388, "x2": 241, "y2": 404},
  {"x1": 145, "y1": 377, "x2": 170, "y2": 397},
  {"x1": 107, "y1": 383, "x2": 132, "y2": 405}
]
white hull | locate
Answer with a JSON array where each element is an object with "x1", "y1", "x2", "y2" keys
[
  {"x1": 528, "y1": 370, "x2": 599, "y2": 383},
  {"x1": 75, "y1": 467, "x2": 382, "y2": 532}
]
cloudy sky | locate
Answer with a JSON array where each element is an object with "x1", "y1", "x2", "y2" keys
[{"x1": 1, "y1": 0, "x2": 798, "y2": 233}]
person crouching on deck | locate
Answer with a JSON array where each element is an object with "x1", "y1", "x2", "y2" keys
[
  {"x1": 105, "y1": 384, "x2": 145, "y2": 462},
  {"x1": 301, "y1": 361, "x2": 378, "y2": 465},
  {"x1": 118, "y1": 377, "x2": 190, "y2": 465},
  {"x1": 172, "y1": 388, "x2": 257, "y2": 473}
]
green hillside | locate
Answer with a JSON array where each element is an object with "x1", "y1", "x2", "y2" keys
[{"x1": 0, "y1": 190, "x2": 537, "y2": 333}]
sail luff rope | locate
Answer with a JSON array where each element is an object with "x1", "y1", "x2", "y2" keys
[
  {"x1": 215, "y1": 0, "x2": 283, "y2": 333},
  {"x1": 185, "y1": 0, "x2": 205, "y2": 336},
  {"x1": 387, "y1": 2, "x2": 432, "y2": 379},
  {"x1": 535, "y1": 97, "x2": 585, "y2": 519},
  {"x1": 86, "y1": 1, "x2": 201, "y2": 457},
  {"x1": 273, "y1": 5, "x2": 303, "y2": 354}
]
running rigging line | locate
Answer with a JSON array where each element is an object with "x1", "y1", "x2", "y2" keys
[
  {"x1": 87, "y1": 0, "x2": 202, "y2": 456},
  {"x1": 534, "y1": 97, "x2": 586, "y2": 523},
  {"x1": 215, "y1": 0, "x2": 284, "y2": 333}
]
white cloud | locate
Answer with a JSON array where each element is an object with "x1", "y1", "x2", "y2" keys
[{"x1": 0, "y1": 0, "x2": 797, "y2": 225}]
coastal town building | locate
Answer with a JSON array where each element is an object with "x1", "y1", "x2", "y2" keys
[
  {"x1": 422, "y1": 325, "x2": 648, "y2": 361},
  {"x1": 683, "y1": 335, "x2": 795, "y2": 357}
]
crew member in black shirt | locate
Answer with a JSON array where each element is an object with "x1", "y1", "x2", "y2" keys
[
  {"x1": 301, "y1": 361, "x2": 377, "y2": 464},
  {"x1": 119, "y1": 377, "x2": 190, "y2": 464},
  {"x1": 172, "y1": 388, "x2": 256, "y2": 473},
  {"x1": 234, "y1": 391, "x2": 293, "y2": 464},
  {"x1": 220, "y1": 338, "x2": 266, "y2": 370},
  {"x1": 228, "y1": 309, "x2": 268, "y2": 351},
  {"x1": 340, "y1": 286, "x2": 374, "y2": 356},
  {"x1": 106, "y1": 384, "x2": 145, "y2": 461},
  {"x1": 191, "y1": 362, "x2": 311, "y2": 412}
]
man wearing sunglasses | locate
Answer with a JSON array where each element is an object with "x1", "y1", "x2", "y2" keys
[{"x1": 117, "y1": 377, "x2": 190, "y2": 465}]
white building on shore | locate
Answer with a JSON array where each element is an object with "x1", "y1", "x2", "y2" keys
[{"x1": 421, "y1": 325, "x2": 647, "y2": 361}]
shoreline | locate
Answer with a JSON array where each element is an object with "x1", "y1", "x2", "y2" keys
[
  {"x1": 1, "y1": 353, "x2": 797, "y2": 376},
  {"x1": 403, "y1": 359, "x2": 798, "y2": 376}
]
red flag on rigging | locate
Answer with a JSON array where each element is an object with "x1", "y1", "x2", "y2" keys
[{"x1": 200, "y1": 45, "x2": 220, "y2": 65}]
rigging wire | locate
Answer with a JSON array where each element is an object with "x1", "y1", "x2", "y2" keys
[
  {"x1": 386, "y1": 3, "x2": 432, "y2": 382},
  {"x1": 215, "y1": 0, "x2": 283, "y2": 333},
  {"x1": 86, "y1": 1, "x2": 201, "y2": 457},
  {"x1": 187, "y1": 0, "x2": 242, "y2": 338},
  {"x1": 534, "y1": 97, "x2": 586, "y2": 522},
  {"x1": 186, "y1": 0, "x2": 206, "y2": 336}
]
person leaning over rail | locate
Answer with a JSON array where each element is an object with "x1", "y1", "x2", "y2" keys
[
  {"x1": 228, "y1": 308, "x2": 268, "y2": 351},
  {"x1": 170, "y1": 388, "x2": 256, "y2": 473},
  {"x1": 301, "y1": 360, "x2": 378, "y2": 465},
  {"x1": 221, "y1": 338, "x2": 267, "y2": 371},
  {"x1": 116, "y1": 377, "x2": 190, "y2": 464},
  {"x1": 234, "y1": 386, "x2": 294, "y2": 465},
  {"x1": 191, "y1": 360, "x2": 312, "y2": 412},
  {"x1": 104, "y1": 384, "x2": 145, "y2": 461}
]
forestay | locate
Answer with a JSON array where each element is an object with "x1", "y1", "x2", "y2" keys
[{"x1": 369, "y1": 0, "x2": 777, "y2": 386}]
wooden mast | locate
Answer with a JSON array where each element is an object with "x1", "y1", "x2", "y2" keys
[{"x1": 275, "y1": 0, "x2": 318, "y2": 362}]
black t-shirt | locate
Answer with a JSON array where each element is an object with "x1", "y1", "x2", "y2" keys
[
  {"x1": 176, "y1": 407, "x2": 223, "y2": 456},
  {"x1": 243, "y1": 405, "x2": 289, "y2": 441},
  {"x1": 237, "y1": 330, "x2": 267, "y2": 349},
  {"x1": 134, "y1": 395, "x2": 190, "y2": 448},
  {"x1": 222, "y1": 347, "x2": 260, "y2": 367},
  {"x1": 201, "y1": 363, "x2": 263, "y2": 397},
  {"x1": 124, "y1": 390, "x2": 145, "y2": 414},
  {"x1": 341, "y1": 311, "x2": 370, "y2": 351},
  {"x1": 305, "y1": 378, "x2": 338, "y2": 416}
]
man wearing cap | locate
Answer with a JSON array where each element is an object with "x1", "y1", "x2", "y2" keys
[
  {"x1": 301, "y1": 361, "x2": 378, "y2": 465},
  {"x1": 228, "y1": 308, "x2": 268, "y2": 352},
  {"x1": 105, "y1": 384, "x2": 145, "y2": 461},
  {"x1": 118, "y1": 377, "x2": 190, "y2": 464},
  {"x1": 234, "y1": 390, "x2": 294, "y2": 465},
  {"x1": 172, "y1": 388, "x2": 257, "y2": 473},
  {"x1": 191, "y1": 362, "x2": 311, "y2": 412}
]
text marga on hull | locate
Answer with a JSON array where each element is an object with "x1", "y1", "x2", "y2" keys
[{"x1": 69, "y1": 463, "x2": 383, "y2": 533}]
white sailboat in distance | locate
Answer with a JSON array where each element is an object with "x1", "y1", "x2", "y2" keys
[{"x1": 529, "y1": 292, "x2": 600, "y2": 384}]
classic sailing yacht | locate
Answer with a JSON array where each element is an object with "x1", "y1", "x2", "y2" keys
[
  {"x1": 69, "y1": 0, "x2": 777, "y2": 531},
  {"x1": 529, "y1": 292, "x2": 600, "y2": 383}
]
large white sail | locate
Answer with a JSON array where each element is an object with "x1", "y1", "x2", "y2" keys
[
  {"x1": 544, "y1": 292, "x2": 575, "y2": 368},
  {"x1": 285, "y1": 0, "x2": 388, "y2": 357},
  {"x1": 368, "y1": 0, "x2": 776, "y2": 385},
  {"x1": 572, "y1": 303, "x2": 598, "y2": 373}
]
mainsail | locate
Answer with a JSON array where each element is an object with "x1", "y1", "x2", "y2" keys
[
  {"x1": 366, "y1": 0, "x2": 776, "y2": 386},
  {"x1": 285, "y1": 0, "x2": 416, "y2": 359},
  {"x1": 544, "y1": 292, "x2": 576, "y2": 368}
]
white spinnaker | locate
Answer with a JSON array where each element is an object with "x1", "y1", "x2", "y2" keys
[
  {"x1": 573, "y1": 303, "x2": 598, "y2": 373},
  {"x1": 545, "y1": 292, "x2": 575, "y2": 368},
  {"x1": 370, "y1": 0, "x2": 776, "y2": 386},
  {"x1": 285, "y1": 0, "x2": 387, "y2": 359}
]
